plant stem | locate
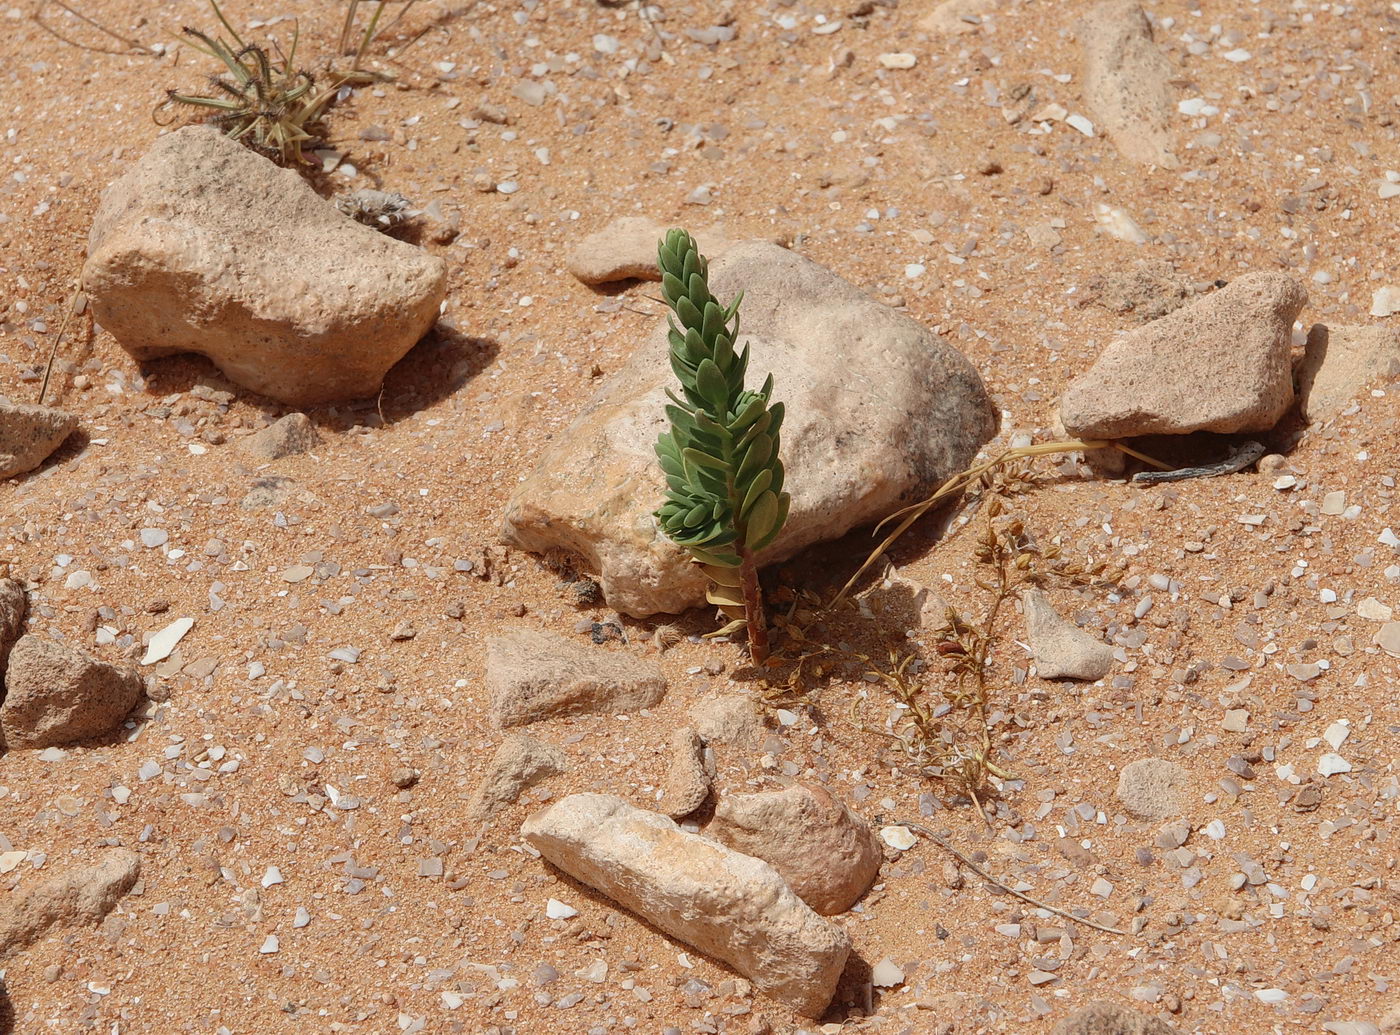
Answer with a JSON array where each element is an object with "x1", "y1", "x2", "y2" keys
[{"x1": 738, "y1": 546, "x2": 769, "y2": 664}]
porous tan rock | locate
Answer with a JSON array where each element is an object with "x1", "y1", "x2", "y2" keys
[
  {"x1": 521, "y1": 793, "x2": 850, "y2": 1017},
  {"x1": 467, "y1": 733, "x2": 568, "y2": 823},
  {"x1": 1059, "y1": 273, "x2": 1307, "y2": 439},
  {"x1": 0, "y1": 401, "x2": 78, "y2": 480},
  {"x1": 0, "y1": 849, "x2": 141, "y2": 960},
  {"x1": 707, "y1": 783, "x2": 881, "y2": 915},
  {"x1": 241, "y1": 413, "x2": 322, "y2": 461},
  {"x1": 658, "y1": 727, "x2": 712, "y2": 819},
  {"x1": 1023, "y1": 588, "x2": 1115, "y2": 681},
  {"x1": 0, "y1": 578, "x2": 26, "y2": 678},
  {"x1": 1, "y1": 635, "x2": 144, "y2": 749},
  {"x1": 82, "y1": 127, "x2": 448, "y2": 407},
  {"x1": 687, "y1": 694, "x2": 767, "y2": 753},
  {"x1": 486, "y1": 628, "x2": 666, "y2": 727},
  {"x1": 1052, "y1": 1001, "x2": 1179, "y2": 1035},
  {"x1": 503, "y1": 242, "x2": 997, "y2": 617},
  {"x1": 1295, "y1": 323, "x2": 1400, "y2": 422},
  {"x1": 1081, "y1": 1, "x2": 1179, "y2": 168},
  {"x1": 566, "y1": 216, "x2": 780, "y2": 285},
  {"x1": 1116, "y1": 758, "x2": 1190, "y2": 821}
]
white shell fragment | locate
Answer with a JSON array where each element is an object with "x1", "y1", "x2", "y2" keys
[
  {"x1": 141, "y1": 617, "x2": 194, "y2": 665},
  {"x1": 880, "y1": 825, "x2": 917, "y2": 851}
]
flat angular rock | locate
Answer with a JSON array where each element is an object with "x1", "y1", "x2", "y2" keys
[
  {"x1": 503, "y1": 242, "x2": 997, "y2": 616},
  {"x1": 1052, "y1": 1001, "x2": 1179, "y2": 1034},
  {"x1": 0, "y1": 401, "x2": 78, "y2": 480},
  {"x1": 241, "y1": 413, "x2": 321, "y2": 460},
  {"x1": 1296, "y1": 323, "x2": 1400, "y2": 422},
  {"x1": 1023, "y1": 588, "x2": 1115, "y2": 681},
  {"x1": 522, "y1": 793, "x2": 850, "y2": 1017},
  {"x1": 486, "y1": 628, "x2": 666, "y2": 727},
  {"x1": 0, "y1": 849, "x2": 141, "y2": 960},
  {"x1": 1, "y1": 635, "x2": 144, "y2": 749},
  {"x1": 707, "y1": 783, "x2": 881, "y2": 915},
  {"x1": 659, "y1": 727, "x2": 712, "y2": 819},
  {"x1": 0, "y1": 578, "x2": 25, "y2": 677},
  {"x1": 1060, "y1": 273, "x2": 1306, "y2": 439},
  {"x1": 1116, "y1": 758, "x2": 1189, "y2": 821},
  {"x1": 1081, "y1": 1, "x2": 1179, "y2": 168},
  {"x1": 467, "y1": 733, "x2": 568, "y2": 823},
  {"x1": 82, "y1": 127, "x2": 448, "y2": 407},
  {"x1": 566, "y1": 216, "x2": 779, "y2": 285}
]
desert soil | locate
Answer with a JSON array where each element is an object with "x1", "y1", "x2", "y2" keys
[{"x1": 1, "y1": 0, "x2": 1398, "y2": 1033}]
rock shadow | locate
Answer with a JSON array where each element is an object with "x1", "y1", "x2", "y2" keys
[{"x1": 0, "y1": 978, "x2": 13, "y2": 1035}]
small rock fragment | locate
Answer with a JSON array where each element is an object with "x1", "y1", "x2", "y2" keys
[
  {"x1": 0, "y1": 578, "x2": 26, "y2": 675},
  {"x1": 1051, "y1": 1001, "x2": 1179, "y2": 1034},
  {"x1": 467, "y1": 733, "x2": 568, "y2": 823},
  {"x1": 0, "y1": 402, "x2": 78, "y2": 480},
  {"x1": 142, "y1": 617, "x2": 194, "y2": 665},
  {"x1": 918, "y1": 0, "x2": 997, "y2": 35},
  {"x1": 241, "y1": 413, "x2": 321, "y2": 461},
  {"x1": 1023, "y1": 588, "x2": 1114, "y2": 681},
  {"x1": 1080, "y1": 1, "x2": 1179, "y2": 167},
  {"x1": 1, "y1": 636, "x2": 145, "y2": 749},
  {"x1": 1295, "y1": 323, "x2": 1400, "y2": 422},
  {"x1": 1116, "y1": 758, "x2": 1189, "y2": 821},
  {"x1": 485, "y1": 628, "x2": 666, "y2": 728},
  {"x1": 707, "y1": 783, "x2": 881, "y2": 915},
  {"x1": 521, "y1": 794, "x2": 849, "y2": 1018},
  {"x1": 686, "y1": 694, "x2": 767, "y2": 753},
  {"x1": 565, "y1": 216, "x2": 782, "y2": 285},
  {"x1": 871, "y1": 958, "x2": 905, "y2": 987},
  {"x1": 659, "y1": 727, "x2": 712, "y2": 819},
  {"x1": 0, "y1": 849, "x2": 141, "y2": 960}
]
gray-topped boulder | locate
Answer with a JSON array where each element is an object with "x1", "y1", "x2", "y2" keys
[
  {"x1": 82, "y1": 127, "x2": 447, "y2": 407},
  {"x1": 1060, "y1": 273, "x2": 1306, "y2": 439},
  {"x1": 503, "y1": 242, "x2": 997, "y2": 617}
]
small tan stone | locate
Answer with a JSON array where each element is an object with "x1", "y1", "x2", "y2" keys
[
  {"x1": 0, "y1": 849, "x2": 141, "y2": 960},
  {"x1": 566, "y1": 216, "x2": 784, "y2": 285},
  {"x1": 241, "y1": 413, "x2": 321, "y2": 461},
  {"x1": 1116, "y1": 758, "x2": 1189, "y2": 821},
  {"x1": 1295, "y1": 323, "x2": 1400, "y2": 422},
  {"x1": 918, "y1": 0, "x2": 997, "y2": 35},
  {"x1": 658, "y1": 727, "x2": 712, "y2": 819},
  {"x1": 485, "y1": 628, "x2": 666, "y2": 727},
  {"x1": 467, "y1": 734, "x2": 568, "y2": 823},
  {"x1": 1080, "y1": 1, "x2": 1179, "y2": 168},
  {"x1": 1, "y1": 635, "x2": 144, "y2": 749},
  {"x1": 1023, "y1": 588, "x2": 1115, "y2": 681},
  {"x1": 0, "y1": 402, "x2": 78, "y2": 480}
]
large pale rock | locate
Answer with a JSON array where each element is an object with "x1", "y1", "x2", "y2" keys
[
  {"x1": 1, "y1": 635, "x2": 144, "y2": 749},
  {"x1": 1116, "y1": 758, "x2": 1189, "y2": 821},
  {"x1": 1052, "y1": 1001, "x2": 1178, "y2": 1035},
  {"x1": 0, "y1": 578, "x2": 25, "y2": 678},
  {"x1": 1023, "y1": 588, "x2": 1115, "y2": 681},
  {"x1": 1296, "y1": 323, "x2": 1400, "y2": 422},
  {"x1": 486, "y1": 628, "x2": 666, "y2": 728},
  {"x1": 503, "y1": 243, "x2": 997, "y2": 616},
  {"x1": 566, "y1": 216, "x2": 780, "y2": 285},
  {"x1": 0, "y1": 401, "x2": 78, "y2": 480},
  {"x1": 1081, "y1": 2, "x2": 1178, "y2": 168},
  {"x1": 1060, "y1": 273, "x2": 1307, "y2": 439},
  {"x1": 82, "y1": 127, "x2": 448, "y2": 407},
  {"x1": 467, "y1": 733, "x2": 568, "y2": 823},
  {"x1": 0, "y1": 849, "x2": 141, "y2": 960},
  {"x1": 707, "y1": 783, "x2": 881, "y2": 915},
  {"x1": 522, "y1": 793, "x2": 850, "y2": 1017}
]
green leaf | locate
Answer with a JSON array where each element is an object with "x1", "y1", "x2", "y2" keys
[
  {"x1": 751, "y1": 492, "x2": 790, "y2": 552},
  {"x1": 676, "y1": 294, "x2": 703, "y2": 333},
  {"x1": 682, "y1": 447, "x2": 728, "y2": 472},
  {"x1": 695, "y1": 359, "x2": 730, "y2": 412},
  {"x1": 740, "y1": 468, "x2": 772, "y2": 517},
  {"x1": 683, "y1": 502, "x2": 709, "y2": 527},
  {"x1": 736, "y1": 432, "x2": 772, "y2": 482},
  {"x1": 687, "y1": 544, "x2": 742, "y2": 567},
  {"x1": 743, "y1": 490, "x2": 779, "y2": 548},
  {"x1": 728, "y1": 394, "x2": 765, "y2": 434}
]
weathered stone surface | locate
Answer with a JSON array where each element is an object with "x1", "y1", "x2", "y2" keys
[
  {"x1": 0, "y1": 402, "x2": 77, "y2": 480},
  {"x1": 687, "y1": 694, "x2": 766, "y2": 753},
  {"x1": 1081, "y1": 1, "x2": 1178, "y2": 168},
  {"x1": 1, "y1": 635, "x2": 144, "y2": 749},
  {"x1": 918, "y1": 0, "x2": 997, "y2": 34},
  {"x1": 522, "y1": 793, "x2": 850, "y2": 1017},
  {"x1": 0, "y1": 578, "x2": 25, "y2": 679},
  {"x1": 1116, "y1": 759, "x2": 1189, "y2": 821},
  {"x1": 467, "y1": 733, "x2": 568, "y2": 823},
  {"x1": 503, "y1": 242, "x2": 997, "y2": 616},
  {"x1": 241, "y1": 413, "x2": 321, "y2": 461},
  {"x1": 1060, "y1": 273, "x2": 1307, "y2": 439},
  {"x1": 1051, "y1": 1001, "x2": 1179, "y2": 1035},
  {"x1": 865, "y1": 572, "x2": 952, "y2": 635},
  {"x1": 1023, "y1": 588, "x2": 1115, "y2": 681},
  {"x1": 82, "y1": 127, "x2": 448, "y2": 407},
  {"x1": 707, "y1": 783, "x2": 881, "y2": 915},
  {"x1": 0, "y1": 849, "x2": 141, "y2": 960},
  {"x1": 566, "y1": 216, "x2": 781, "y2": 285},
  {"x1": 659, "y1": 727, "x2": 712, "y2": 819},
  {"x1": 1296, "y1": 323, "x2": 1400, "y2": 422},
  {"x1": 1085, "y1": 260, "x2": 1188, "y2": 322},
  {"x1": 486, "y1": 628, "x2": 666, "y2": 728}
]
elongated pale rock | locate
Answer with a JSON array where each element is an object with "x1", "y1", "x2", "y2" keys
[
  {"x1": 522, "y1": 793, "x2": 850, "y2": 1017},
  {"x1": 1081, "y1": 1, "x2": 1179, "y2": 167}
]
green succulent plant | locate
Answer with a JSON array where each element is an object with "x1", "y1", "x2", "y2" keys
[{"x1": 653, "y1": 229, "x2": 790, "y2": 664}]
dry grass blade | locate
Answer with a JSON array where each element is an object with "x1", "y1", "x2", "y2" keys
[
  {"x1": 896, "y1": 820, "x2": 1130, "y2": 936},
  {"x1": 38, "y1": 283, "x2": 86, "y2": 407},
  {"x1": 35, "y1": 0, "x2": 151, "y2": 55}
]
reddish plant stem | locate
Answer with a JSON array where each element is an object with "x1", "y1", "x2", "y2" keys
[{"x1": 738, "y1": 546, "x2": 769, "y2": 664}]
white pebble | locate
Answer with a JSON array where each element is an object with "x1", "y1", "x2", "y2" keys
[
  {"x1": 871, "y1": 958, "x2": 905, "y2": 987},
  {"x1": 262, "y1": 866, "x2": 284, "y2": 888},
  {"x1": 880, "y1": 825, "x2": 917, "y2": 851},
  {"x1": 259, "y1": 935, "x2": 279, "y2": 954},
  {"x1": 1318, "y1": 753, "x2": 1351, "y2": 776},
  {"x1": 546, "y1": 898, "x2": 578, "y2": 919},
  {"x1": 877, "y1": 52, "x2": 917, "y2": 69}
]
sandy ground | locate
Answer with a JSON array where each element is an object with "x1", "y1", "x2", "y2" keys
[{"x1": 1, "y1": 0, "x2": 1399, "y2": 1032}]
